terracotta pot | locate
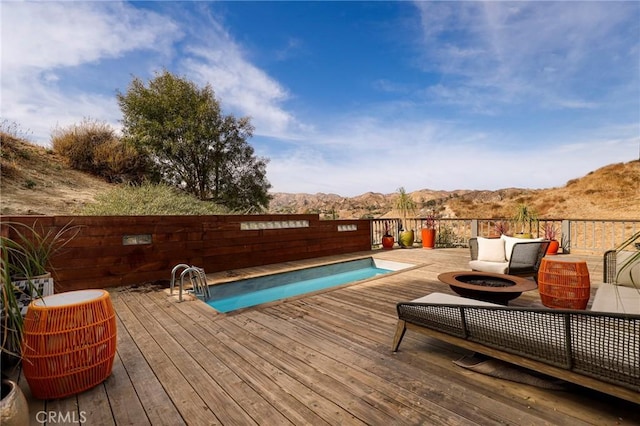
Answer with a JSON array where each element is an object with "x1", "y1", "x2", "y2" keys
[
  {"x1": 546, "y1": 240, "x2": 560, "y2": 255},
  {"x1": 421, "y1": 229, "x2": 436, "y2": 249},
  {"x1": 1, "y1": 379, "x2": 29, "y2": 426},
  {"x1": 381, "y1": 236, "x2": 394, "y2": 249}
]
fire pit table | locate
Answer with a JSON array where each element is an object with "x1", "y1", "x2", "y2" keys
[{"x1": 438, "y1": 271, "x2": 538, "y2": 305}]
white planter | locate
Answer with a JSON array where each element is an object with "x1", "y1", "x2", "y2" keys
[{"x1": 11, "y1": 275, "x2": 54, "y2": 315}]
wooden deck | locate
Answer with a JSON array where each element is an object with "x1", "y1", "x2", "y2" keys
[{"x1": 12, "y1": 248, "x2": 640, "y2": 425}]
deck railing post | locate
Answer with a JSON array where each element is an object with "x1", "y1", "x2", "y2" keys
[
  {"x1": 471, "y1": 219, "x2": 478, "y2": 238},
  {"x1": 562, "y1": 220, "x2": 571, "y2": 254}
]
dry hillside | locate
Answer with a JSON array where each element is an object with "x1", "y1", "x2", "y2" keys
[{"x1": 1, "y1": 134, "x2": 639, "y2": 219}]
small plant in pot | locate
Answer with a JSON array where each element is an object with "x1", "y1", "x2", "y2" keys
[
  {"x1": 1, "y1": 241, "x2": 30, "y2": 426},
  {"x1": 1, "y1": 221, "x2": 80, "y2": 362},
  {"x1": 394, "y1": 187, "x2": 417, "y2": 248},
  {"x1": 421, "y1": 214, "x2": 438, "y2": 249},
  {"x1": 493, "y1": 221, "x2": 510, "y2": 237},
  {"x1": 381, "y1": 221, "x2": 394, "y2": 249},
  {"x1": 543, "y1": 223, "x2": 560, "y2": 255}
]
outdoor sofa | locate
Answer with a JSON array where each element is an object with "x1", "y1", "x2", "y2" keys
[
  {"x1": 392, "y1": 249, "x2": 640, "y2": 404},
  {"x1": 468, "y1": 236, "x2": 549, "y2": 280}
]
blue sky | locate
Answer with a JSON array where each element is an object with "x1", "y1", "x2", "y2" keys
[{"x1": 2, "y1": 1, "x2": 639, "y2": 196}]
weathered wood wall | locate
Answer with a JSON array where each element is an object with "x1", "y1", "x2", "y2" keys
[{"x1": 1, "y1": 215, "x2": 371, "y2": 292}]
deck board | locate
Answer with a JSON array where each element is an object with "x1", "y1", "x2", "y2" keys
[{"x1": 18, "y1": 248, "x2": 640, "y2": 425}]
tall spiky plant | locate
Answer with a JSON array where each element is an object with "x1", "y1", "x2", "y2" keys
[
  {"x1": 2, "y1": 221, "x2": 80, "y2": 279},
  {"x1": 1, "y1": 236, "x2": 25, "y2": 359},
  {"x1": 395, "y1": 187, "x2": 417, "y2": 248},
  {"x1": 1, "y1": 220, "x2": 81, "y2": 361},
  {"x1": 512, "y1": 203, "x2": 538, "y2": 236},
  {"x1": 394, "y1": 187, "x2": 416, "y2": 232}
]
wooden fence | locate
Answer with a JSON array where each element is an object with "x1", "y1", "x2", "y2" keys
[{"x1": 1, "y1": 215, "x2": 370, "y2": 292}]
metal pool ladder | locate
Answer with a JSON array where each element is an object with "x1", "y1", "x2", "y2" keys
[{"x1": 170, "y1": 264, "x2": 211, "y2": 302}]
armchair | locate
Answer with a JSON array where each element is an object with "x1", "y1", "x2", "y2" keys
[{"x1": 469, "y1": 236, "x2": 549, "y2": 280}]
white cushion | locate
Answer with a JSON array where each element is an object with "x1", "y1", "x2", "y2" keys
[
  {"x1": 477, "y1": 237, "x2": 506, "y2": 262},
  {"x1": 590, "y1": 282, "x2": 640, "y2": 314},
  {"x1": 501, "y1": 235, "x2": 544, "y2": 261},
  {"x1": 614, "y1": 251, "x2": 640, "y2": 288},
  {"x1": 469, "y1": 260, "x2": 509, "y2": 274},
  {"x1": 411, "y1": 292, "x2": 498, "y2": 307}
]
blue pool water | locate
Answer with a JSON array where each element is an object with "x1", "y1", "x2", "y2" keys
[{"x1": 205, "y1": 257, "x2": 409, "y2": 313}]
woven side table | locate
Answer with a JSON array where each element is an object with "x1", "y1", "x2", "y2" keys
[
  {"x1": 538, "y1": 257, "x2": 591, "y2": 309},
  {"x1": 22, "y1": 290, "x2": 117, "y2": 400}
]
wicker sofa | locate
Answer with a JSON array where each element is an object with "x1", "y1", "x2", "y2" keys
[
  {"x1": 592, "y1": 249, "x2": 640, "y2": 314},
  {"x1": 468, "y1": 236, "x2": 549, "y2": 280},
  {"x1": 392, "y1": 292, "x2": 639, "y2": 403}
]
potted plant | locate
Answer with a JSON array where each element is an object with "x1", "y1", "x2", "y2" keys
[
  {"x1": 394, "y1": 187, "x2": 417, "y2": 248},
  {"x1": 421, "y1": 214, "x2": 438, "y2": 249},
  {"x1": 543, "y1": 223, "x2": 560, "y2": 255},
  {"x1": 512, "y1": 203, "x2": 537, "y2": 238},
  {"x1": 381, "y1": 221, "x2": 394, "y2": 249},
  {"x1": 1, "y1": 220, "x2": 80, "y2": 360},
  {"x1": 1, "y1": 241, "x2": 30, "y2": 425},
  {"x1": 492, "y1": 221, "x2": 510, "y2": 238}
]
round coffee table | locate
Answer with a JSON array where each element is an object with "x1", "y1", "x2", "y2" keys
[{"x1": 438, "y1": 271, "x2": 538, "y2": 305}]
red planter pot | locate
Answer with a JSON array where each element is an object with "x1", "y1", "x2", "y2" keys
[
  {"x1": 421, "y1": 229, "x2": 436, "y2": 249},
  {"x1": 546, "y1": 239, "x2": 560, "y2": 255},
  {"x1": 382, "y1": 236, "x2": 394, "y2": 249}
]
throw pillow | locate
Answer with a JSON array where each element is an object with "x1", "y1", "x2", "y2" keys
[
  {"x1": 477, "y1": 237, "x2": 506, "y2": 262},
  {"x1": 615, "y1": 251, "x2": 640, "y2": 288},
  {"x1": 501, "y1": 235, "x2": 544, "y2": 261}
]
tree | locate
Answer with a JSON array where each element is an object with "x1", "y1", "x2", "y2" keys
[{"x1": 117, "y1": 70, "x2": 272, "y2": 211}]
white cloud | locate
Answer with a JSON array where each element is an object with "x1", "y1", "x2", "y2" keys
[
  {"x1": 178, "y1": 16, "x2": 309, "y2": 141},
  {"x1": 264, "y1": 113, "x2": 639, "y2": 195},
  {"x1": 414, "y1": 1, "x2": 640, "y2": 111},
  {"x1": 1, "y1": 2, "x2": 179, "y2": 144},
  {"x1": 3, "y1": 2, "x2": 178, "y2": 72}
]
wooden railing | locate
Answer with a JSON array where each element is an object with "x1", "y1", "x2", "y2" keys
[{"x1": 369, "y1": 218, "x2": 640, "y2": 255}]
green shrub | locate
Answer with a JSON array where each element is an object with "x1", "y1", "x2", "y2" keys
[
  {"x1": 80, "y1": 183, "x2": 230, "y2": 215},
  {"x1": 437, "y1": 224, "x2": 462, "y2": 248}
]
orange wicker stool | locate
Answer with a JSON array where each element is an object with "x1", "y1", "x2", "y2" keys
[
  {"x1": 22, "y1": 290, "x2": 117, "y2": 399},
  {"x1": 538, "y1": 257, "x2": 591, "y2": 309}
]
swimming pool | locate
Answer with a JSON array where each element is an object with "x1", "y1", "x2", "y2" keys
[{"x1": 205, "y1": 257, "x2": 413, "y2": 313}]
